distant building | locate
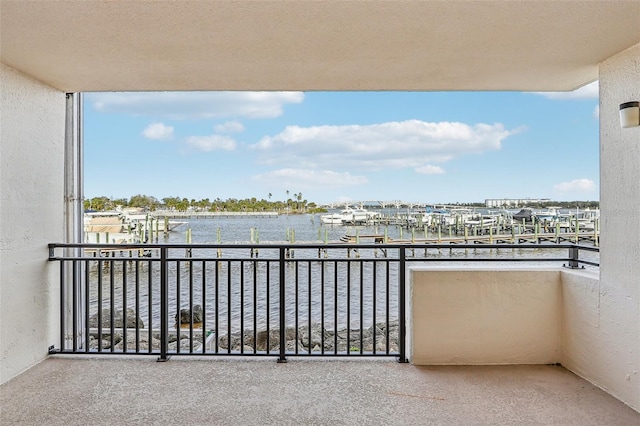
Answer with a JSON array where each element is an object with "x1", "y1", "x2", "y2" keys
[{"x1": 485, "y1": 198, "x2": 551, "y2": 208}]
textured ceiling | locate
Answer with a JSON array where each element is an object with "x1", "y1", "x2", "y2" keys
[{"x1": 1, "y1": 1, "x2": 639, "y2": 92}]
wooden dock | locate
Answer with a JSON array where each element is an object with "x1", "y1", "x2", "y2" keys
[
  {"x1": 340, "y1": 234, "x2": 387, "y2": 243},
  {"x1": 340, "y1": 231, "x2": 599, "y2": 245}
]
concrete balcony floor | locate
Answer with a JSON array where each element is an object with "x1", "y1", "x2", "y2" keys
[{"x1": 2, "y1": 357, "x2": 639, "y2": 425}]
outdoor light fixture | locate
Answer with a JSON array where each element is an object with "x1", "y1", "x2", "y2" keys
[{"x1": 619, "y1": 101, "x2": 640, "y2": 128}]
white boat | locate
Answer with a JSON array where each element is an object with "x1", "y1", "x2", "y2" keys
[
  {"x1": 320, "y1": 208, "x2": 379, "y2": 225},
  {"x1": 428, "y1": 208, "x2": 475, "y2": 228},
  {"x1": 572, "y1": 208, "x2": 600, "y2": 231},
  {"x1": 548, "y1": 214, "x2": 573, "y2": 231},
  {"x1": 424, "y1": 211, "x2": 452, "y2": 227},
  {"x1": 545, "y1": 208, "x2": 599, "y2": 232},
  {"x1": 534, "y1": 207, "x2": 561, "y2": 222},
  {"x1": 341, "y1": 208, "x2": 378, "y2": 225},
  {"x1": 464, "y1": 214, "x2": 499, "y2": 229},
  {"x1": 124, "y1": 213, "x2": 188, "y2": 233},
  {"x1": 320, "y1": 211, "x2": 346, "y2": 225}
]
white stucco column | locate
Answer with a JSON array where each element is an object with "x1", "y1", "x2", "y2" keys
[
  {"x1": 596, "y1": 42, "x2": 640, "y2": 411},
  {"x1": 0, "y1": 64, "x2": 66, "y2": 384}
]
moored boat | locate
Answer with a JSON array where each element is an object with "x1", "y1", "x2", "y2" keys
[
  {"x1": 512, "y1": 208, "x2": 536, "y2": 223},
  {"x1": 341, "y1": 208, "x2": 379, "y2": 225},
  {"x1": 320, "y1": 208, "x2": 379, "y2": 225},
  {"x1": 464, "y1": 214, "x2": 500, "y2": 229},
  {"x1": 320, "y1": 211, "x2": 347, "y2": 225}
]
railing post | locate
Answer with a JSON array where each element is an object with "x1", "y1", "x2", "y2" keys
[
  {"x1": 398, "y1": 247, "x2": 408, "y2": 363},
  {"x1": 59, "y1": 260, "x2": 66, "y2": 353},
  {"x1": 278, "y1": 246, "x2": 287, "y2": 363},
  {"x1": 566, "y1": 245, "x2": 580, "y2": 269},
  {"x1": 158, "y1": 246, "x2": 170, "y2": 361}
]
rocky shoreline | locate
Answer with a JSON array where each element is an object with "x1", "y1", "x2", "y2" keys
[{"x1": 87, "y1": 308, "x2": 399, "y2": 354}]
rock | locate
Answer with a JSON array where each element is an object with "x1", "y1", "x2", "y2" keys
[
  {"x1": 255, "y1": 329, "x2": 279, "y2": 350},
  {"x1": 169, "y1": 338, "x2": 195, "y2": 351},
  {"x1": 89, "y1": 308, "x2": 144, "y2": 329},
  {"x1": 114, "y1": 333, "x2": 161, "y2": 351},
  {"x1": 285, "y1": 340, "x2": 300, "y2": 352},
  {"x1": 144, "y1": 320, "x2": 401, "y2": 355},
  {"x1": 174, "y1": 304, "x2": 203, "y2": 327},
  {"x1": 88, "y1": 333, "x2": 122, "y2": 350},
  {"x1": 242, "y1": 345, "x2": 256, "y2": 353}
]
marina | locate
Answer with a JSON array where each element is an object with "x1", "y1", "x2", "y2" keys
[{"x1": 83, "y1": 205, "x2": 601, "y2": 248}]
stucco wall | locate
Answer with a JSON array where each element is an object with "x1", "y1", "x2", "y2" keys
[
  {"x1": 597, "y1": 42, "x2": 640, "y2": 411},
  {"x1": 561, "y1": 270, "x2": 614, "y2": 383},
  {"x1": 0, "y1": 64, "x2": 65, "y2": 384},
  {"x1": 408, "y1": 266, "x2": 640, "y2": 412},
  {"x1": 409, "y1": 268, "x2": 562, "y2": 365}
]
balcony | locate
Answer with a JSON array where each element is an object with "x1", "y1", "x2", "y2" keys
[{"x1": 4, "y1": 243, "x2": 638, "y2": 424}]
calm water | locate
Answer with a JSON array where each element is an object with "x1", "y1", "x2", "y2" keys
[
  {"x1": 163, "y1": 213, "x2": 397, "y2": 244},
  {"x1": 87, "y1": 213, "x2": 598, "y2": 333}
]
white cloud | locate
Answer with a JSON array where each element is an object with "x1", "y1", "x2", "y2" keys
[
  {"x1": 215, "y1": 121, "x2": 245, "y2": 133},
  {"x1": 142, "y1": 122, "x2": 174, "y2": 140},
  {"x1": 253, "y1": 120, "x2": 514, "y2": 171},
  {"x1": 415, "y1": 165, "x2": 445, "y2": 175},
  {"x1": 553, "y1": 179, "x2": 596, "y2": 193},
  {"x1": 88, "y1": 91, "x2": 304, "y2": 119},
  {"x1": 252, "y1": 169, "x2": 368, "y2": 189},
  {"x1": 593, "y1": 105, "x2": 600, "y2": 119},
  {"x1": 185, "y1": 135, "x2": 237, "y2": 152},
  {"x1": 533, "y1": 81, "x2": 599, "y2": 100}
]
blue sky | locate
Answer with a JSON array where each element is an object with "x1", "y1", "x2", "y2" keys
[{"x1": 84, "y1": 82, "x2": 599, "y2": 205}]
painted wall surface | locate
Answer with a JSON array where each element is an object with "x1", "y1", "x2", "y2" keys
[
  {"x1": 596, "y1": 42, "x2": 640, "y2": 411},
  {"x1": 0, "y1": 64, "x2": 65, "y2": 384},
  {"x1": 561, "y1": 270, "x2": 618, "y2": 384},
  {"x1": 409, "y1": 268, "x2": 562, "y2": 365}
]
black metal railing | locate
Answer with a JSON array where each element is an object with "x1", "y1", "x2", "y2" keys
[{"x1": 48, "y1": 242, "x2": 598, "y2": 362}]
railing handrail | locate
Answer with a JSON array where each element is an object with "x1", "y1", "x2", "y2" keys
[
  {"x1": 50, "y1": 242, "x2": 598, "y2": 249},
  {"x1": 49, "y1": 242, "x2": 599, "y2": 268}
]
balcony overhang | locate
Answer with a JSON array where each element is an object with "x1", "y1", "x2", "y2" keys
[{"x1": 2, "y1": 1, "x2": 639, "y2": 93}]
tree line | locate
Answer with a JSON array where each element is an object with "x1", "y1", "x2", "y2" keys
[
  {"x1": 84, "y1": 193, "x2": 326, "y2": 214},
  {"x1": 84, "y1": 194, "x2": 599, "y2": 213}
]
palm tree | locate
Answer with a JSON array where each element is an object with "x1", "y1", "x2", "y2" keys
[{"x1": 285, "y1": 190, "x2": 290, "y2": 213}]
